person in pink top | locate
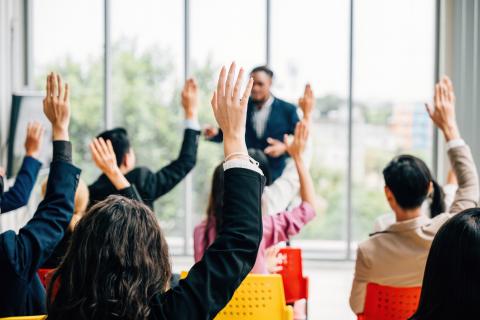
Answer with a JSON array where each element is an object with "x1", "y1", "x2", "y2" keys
[{"x1": 194, "y1": 119, "x2": 317, "y2": 274}]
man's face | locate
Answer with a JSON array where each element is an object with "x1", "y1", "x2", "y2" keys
[{"x1": 250, "y1": 71, "x2": 272, "y2": 103}]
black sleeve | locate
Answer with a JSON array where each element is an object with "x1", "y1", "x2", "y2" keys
[
  {"x1": 52, "y1": 141, "x2": 73, "y2": 163},
  {"x1": 142, "y1": 129, "x2": 200, "y2": 200},
  {"x1": 208, "y1": 129, "x2": 224, "y2": 143},
  {"x1": 117, "y1": 184, "x2": 142, "y2": 201},
  {"x1": 157, "y1": 168, "x2": 264, "y2": 319},
  {"x1": 0, "y1": 160, "x2": 80, "y2": 279}
]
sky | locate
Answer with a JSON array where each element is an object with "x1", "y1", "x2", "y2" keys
[{"x1": 33, "y1": 0, "x2": 435, "y2": 102}]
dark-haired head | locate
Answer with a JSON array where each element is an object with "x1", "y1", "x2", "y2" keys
[
  {"x1": 97, "y1": 128, "x2": 135, "y2": 169},
  {"x1": 248, "y1": 149, "x2": 272, "y2": 186},
  {"x1": 383, "y1": 155, "x2": 445, "y2": 219},
  {"x1": 410, "y1": 208, "x2": 480, "y2": 320},
  {"x1": 48, "y1": 195, "x2": 171, "y2": 320},
  {"x1": 250, "y1": 66, "x2": 273, "y2": 103}
]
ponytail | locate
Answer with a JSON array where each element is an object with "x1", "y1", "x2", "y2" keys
[{"x1": 430, "y1": 179, "x2": 446, "y2": 218}]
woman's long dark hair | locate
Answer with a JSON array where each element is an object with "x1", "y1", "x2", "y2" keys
[
  {"x1": 410, "y1": 208, "x2": 480, "y2": 320},
  {"x1": 204, "y1": 164, "x2": 224, "y2": 252},
  {"x1": 383, "y1": 155, "x2": 445, "y2": 217},
  {"x1": 47, "y1": 195, "x2": 171, "y2": 320}
]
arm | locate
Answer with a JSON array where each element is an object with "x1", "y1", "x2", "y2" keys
[
  {"x1": 350, "y1": 247, "x2": 370, "y2": 314},
  {"x1": 90, "y1": 137, "x2": 141, "y2": 201},
  {"x1": 1, "y1": 122, "x2": 44, "y2": 213},
  {"x1": 143, "y1": 79, "x2": 201, "y2": 200},
  {"x1": 426, "y1": 76, "x2": 479, "y2": 214},
  {"x1": 158, "y1": 63, "x2": 263, "y2": 319},
  {"x1": 0, "y1": 73, "x2": 80, "y2": 279}
]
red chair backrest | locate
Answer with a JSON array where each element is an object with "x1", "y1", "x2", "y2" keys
[
  {"x1": 359, "y1": 283, "x2": 421, "y2": 320},
  {"x1": 276, "y1": 247, "x2": 308, "y2": 303},
  {"x1": 37, "y1": 269, "x2": 53, "y2": 288}
]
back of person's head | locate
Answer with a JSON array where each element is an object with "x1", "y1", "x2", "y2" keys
[
  {"x1": 41, "y1": 178, "x2": 90, "y2": 230},
  {"x1": 96, "y1": 128, "x2": 130, "y2": 166},
  {"x1": 250, "y1": 65, "x2": 274, "y2": 79},
  {"x1": 248, "y1": 149, "x2": 272, "y2": 186},
  {"x1": 47, "y1": 195, "x2": 171, "y2": 320},
  {"x1": 410, "y1": 208, "x2": 480, "y2": 320},
  {"x1": 383, "y1": 155, "x2": 445, "y2": 217}
]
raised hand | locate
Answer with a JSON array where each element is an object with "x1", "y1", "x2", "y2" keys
[
  {"x1": 265, "y1": 246, "x2": 285, "y2": 274},
  {"x1": 285, "y1": 121, "x2": 309, "y2": 160},
  {"x1": 90, "y1": 137, "x2": 131, "y2": 190},
  {"x1": 43, "y1": 72, "x2": 70, "y2": 141},
  {"x1": 182, "y1": 78, "x2": 199, "y2": 120},
  {"x1": 298, "y1": 84, "x2": 315, "y2": 121},
  {"x1": 264, "y1": 138, "x2": 287, "y2": 158},
  {"x1": 211, "y1": 62, "x2": 254, "y2": 157},
  {"x1": 425, "y1": 76, "x2": 459, "y2": 141},
  {"x1": 203, "y1": 125, "x2": 219, "y2": 139},
  {"x1": 24, "y1": 122, "x2": 45, "y2": 158}
]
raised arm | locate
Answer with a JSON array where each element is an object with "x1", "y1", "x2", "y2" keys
[
  {"x1": 426, "y1": 76, "x2": 479, "y2": 214},
  {"x1": 0, "y1": 122, "x2": 44, "y2": 213},
  {"x1": 159, "y1": 63, "x2": 263, "y2": 319},
  {"x1": 142, "y1": 79, "x2": 201, "y2": 200},
  {"x1": 0, "y1": 73, "x2": 81, "y2": 278},
  {"x1": 90, "y1": 137, "x2": 141, "y2": 201}
]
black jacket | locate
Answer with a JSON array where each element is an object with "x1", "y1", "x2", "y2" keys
[
  {"x1": 0, "y1": 142, "x2": 80, "y2": 317},
  {"x1": 150, "y1": 167, "x2": 264, "y2": 319},
  {"x1": 88, "y1": 128, "x2": 200, "y2": 209}
]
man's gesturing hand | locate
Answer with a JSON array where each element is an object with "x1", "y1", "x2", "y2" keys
[
  {"x1": 182, "y1": 78, "x2": 199, "y2": 121},
  {"x1": 211, "y1": 62, "x2": 254, "y2": 158},
  {"x1": 298, "y1": 84, "x2": 315, "y2": 122},
  {"x1": 425, "y1": 76, "x2": 459, "y2": 142},
  {"x1": 43, "y1": 72, "x2": 70, "y2": 141},
  {"x1": 24, "y1": 121, "x2": 45, "y2": 158}
]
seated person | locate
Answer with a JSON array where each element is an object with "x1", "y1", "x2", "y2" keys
[
  {"x1": 350, "y1": 76, "x2": 479, "y2": 315},
  {"x1": 0, "y1": 73, "x2": 81, "y2": 316},
  {"x1": 410, "y1": 208, "x2": 480, "y2": 320},
  {"x1": 0, "y1": 122, "x2": 44, "y2": 213},
  {"x1": 47, "y1": 63, "x2": 264, "y2": 320},
  {"x1": 204, "y1": 66, "x2": 302, "y2": 181},
  {"x1": 88, "y1": 79, "x2": 201, "y2": 209},
  {"x1": 194, "y1": 120, "x2": 316, "y2": 273}
]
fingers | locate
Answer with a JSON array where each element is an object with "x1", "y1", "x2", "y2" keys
[
  {"x1": 232, "y1": 68, "x2": 244, "y2": 102},
  {"x1": 46, "y1": 74, "x2": 51, "y2": 97},
  {"x1": 434, "y1": 83, "x2": 441, "y2": 108},
  {"x1": 425, "y1": 103, "x2": 434, "y2": 118},
  {"x1": 52, "y1": 73, "x2": 58, "y2": 98},
  {"x1": 210, "y1": 91, "x2": 218, "y2": 113},
  {"x1": 241, "y1": 78, "x2": 254, "y2": 108},
  {"x1": 283, "y1": 133, "x2": 289, "y2": 145},
  {"x1": 217, "y1": 66, "x2": 226, "y2": 97},
  {"x1": 57, "y1": 74, "x2": 63, "y2": 99},
  {"x1": 225, "y1": 62, "x2": 236, "y2": 98},
  {"x1": 305, "y1": 83, "x2": 312, "y2": 97},
  {"x1": 64, "y1": 83, "x2": 70, "y2": 102}
]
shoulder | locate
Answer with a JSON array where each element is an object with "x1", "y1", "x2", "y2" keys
[
  {"x1": 274, "y1": 98, "x2": 297, "y2": 111},
  {"x1": 126, "y1": 167, "x2": 153, "y2": 180},
  {"x1": 193, "y1": 220, "x2": 208, "y2": 235},
  {"x1": 423, "y1": 212, "x2": 451, "y2": 234}
]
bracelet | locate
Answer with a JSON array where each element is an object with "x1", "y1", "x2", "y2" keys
[{"x1": 224, "y1": 152, "x2": 260, "y2": 167}]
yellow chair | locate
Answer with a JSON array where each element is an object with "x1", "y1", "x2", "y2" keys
[
  {"x1": 180, "y1": 272, "x2": 293, "y2": 320},
  {"x1": 0, "y1": 316, "x2": 46, "y2": 320}
]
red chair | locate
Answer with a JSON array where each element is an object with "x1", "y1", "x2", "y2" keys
[
  {"x1": 357, "y1": 283, "x2": 421, "y2": 320},
  {"x1": 276, "y1": 247, "x2": 309, "y2": 304},
  {"x1": 37, "y1": 269, "x2": 53, "y2": 288}
]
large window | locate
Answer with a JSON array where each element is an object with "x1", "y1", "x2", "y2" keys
[
  {"x1": 111, "y1": 0, "x2": 185, "y2": 246},
  {"x1": 31, "y1": 0, "x2": 436, "y2": 258},
  {"x1": 33, "y1": 0, "x2": 104, "y2": 181}
]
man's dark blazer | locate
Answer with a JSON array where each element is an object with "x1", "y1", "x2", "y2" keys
[
  {"x1": 0, "y1": 156, "x2": 42, "y2": 214},
  {"x1": 88, "y1": 128, "x2": 200, "y2": 209},
  {"x1": 0, "y1": 158, "x2": 80, "y2": 316},
  {"x1": 210, "y1": 97, "x2": 299, "y2": 181}
]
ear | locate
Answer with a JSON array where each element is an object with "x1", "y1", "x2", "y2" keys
[
  {"x1": 428, "y1": 181, "x2": 434, "y2": 195},
  {"x1": 384, "y1": 186, "x2": 393, "y2": 202}
]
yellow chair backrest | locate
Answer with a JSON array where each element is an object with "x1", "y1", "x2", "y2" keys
[
  {"x1": 0, "y1": 316, "x2": 46, "y2": 320},
  {"x1": 215, "y1": 274, "x2": 293, "y2": 320}
]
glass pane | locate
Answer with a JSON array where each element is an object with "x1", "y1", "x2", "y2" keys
[
  {"x1": 111, "y1": 0, "x2": 185, "y2": 247},
  {"x1": 353, "y1": 0, "x2": 435, "y2": 241},
  {"x1": 33, "y1": 0, "x2": 104, "y2": 181},
  {"x1": 190, "y1": 0, "x2": 267, "y2": 253},
  {"x1": 271, "y1": 0, "x2": 350, "y2": 259}
]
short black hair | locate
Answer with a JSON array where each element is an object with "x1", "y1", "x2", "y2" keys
[
  {"x1": 97, "y1": 128, "x2": 130, "y2": 166},
  {"x1": 248, "y1": 149, "x2": 272, "y2": 186},
  {"x1": 250, "y1": 66, "x2": 274, "y2": 79}
]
